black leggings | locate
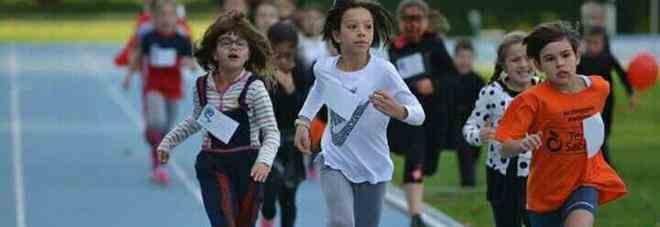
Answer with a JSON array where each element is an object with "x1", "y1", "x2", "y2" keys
[
  {"x1": 261, "y1": 134, "x2": 305, "y2": 227},
  {"x1": 261, "y1": 170, "x2": 300, "y2": 227},
  {"x1": 487, "y1": 167, "x2": 529, "y2": 227},
  {"x1": 423, "y1": 142, "x2": 480, "y2": 187},
  {"x1": 601, "y1": 94, "x2": 614, "y2": 165}
]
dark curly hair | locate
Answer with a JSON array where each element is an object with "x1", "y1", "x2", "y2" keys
[
  {"x1": 524, "y1": 21, "x2": 581, "y2": 62},
  {"x1": 194, "y1": 11, "x2": 273, "y2": 76},
  {"x1": 322, "y1": 0, "x2": 395, "y2": 54}
]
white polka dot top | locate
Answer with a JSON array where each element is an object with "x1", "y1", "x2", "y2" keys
[{"x1": 462, "y1": 79, "x2": 539, "y2": 177}]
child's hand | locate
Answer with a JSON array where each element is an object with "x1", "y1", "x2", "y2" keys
[
  {"x1": 521, "y1": 132, "x2": 543, "y2": 151},
  {"x1": 479, "y1": 121, "x2": 496, "y2": 144},
  {"x1": 250, "y1": 162, "x2": 271, "y2": 182},
  {"x1": 370, "y1": 90, "x2": 407, "y2": 120},
  {"x1": 415, "y1": 78, "x2": 434, "y2": 96},
  {"x1": 274, "y1": 70, "x2": 295, "y2": 94},
  {"x1": 294, "y1": 124, "x2": 311, "y2": 154},
  {"x1": 157, "y1": 149, "x2": 170, "y2": 165}
]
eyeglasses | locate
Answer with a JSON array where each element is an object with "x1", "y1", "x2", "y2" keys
[{"x1": 218, "y1": 38, "x2": 249, "y2": 49}]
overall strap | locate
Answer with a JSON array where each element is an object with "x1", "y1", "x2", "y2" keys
[
  {"x1": 238, "y1": 75, "x2": 261, "y2": 110},
  {"x1": 195, "y1": 75, "x2": 208, "y2": 107}
]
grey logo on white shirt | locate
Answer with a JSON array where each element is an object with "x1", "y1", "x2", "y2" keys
[{"x1": 329, "y1": 101, "x2": 370, "y2": 146}]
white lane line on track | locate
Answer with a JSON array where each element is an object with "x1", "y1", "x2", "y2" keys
[{"x1": 9, "y1": 43, "x2": 28, "y2": 227}]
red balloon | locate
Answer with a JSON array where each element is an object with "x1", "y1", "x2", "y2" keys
[{"x1": 627, "y1": 52, "x2": 658, "y2": 91}]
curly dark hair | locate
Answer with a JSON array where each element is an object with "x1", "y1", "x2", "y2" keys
[
  {"x1": 194, "y1": 11, "x2": 273, "y2": 75},
  {"x1": 322, "y1": 0, "x2": 395, "y2": 54},
  {"x1": 524, "y1": 21, "x2": 581, "y2": 62}
]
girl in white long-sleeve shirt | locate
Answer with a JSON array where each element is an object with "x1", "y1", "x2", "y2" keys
[{"x1": 294, "y1": 1, "x2": 424, "y2": 227}]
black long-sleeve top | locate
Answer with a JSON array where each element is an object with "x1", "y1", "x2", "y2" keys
[
  {"x1": 269, "y1": 58, "x2": 311, "y2": 184},
  {"x1": 388, "y1": 32, "x2": 459, "y2": 149},
  {"x1": 271, "y1": 58, "x2": 313, "y2": 133},
  {"x1": 455, "y1": 71, "x2": 486, "y2": 129},
  {"x1": 578, "y1": 53, "x2": 634, "y2": 97}
]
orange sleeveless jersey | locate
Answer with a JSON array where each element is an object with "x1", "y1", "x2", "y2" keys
[{"x1": 495, "y1": 75, "x2": 627, "y2": 213}]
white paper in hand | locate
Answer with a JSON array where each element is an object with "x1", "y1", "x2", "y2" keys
[
  {"x1": 197, "y1": 104, "x2": 240, "y2": 143},
  {"x1": 150, "y1": 45, "x2": 177, "y2": 67},
  {"x1": 395, "y1": 53, "x2": 425, "y2": 79},
  {"x1": 582, "y1": 112, "x2": 605, "y2": 158}
]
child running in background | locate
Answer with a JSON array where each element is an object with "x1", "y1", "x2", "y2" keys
[
  {"x1": 496, "y1": 21, "x2": 627, "y2": 227},
  {"x1": 294, "y1": 4, "x2": 331, "y2": 180},
  {"x1": 386, "y1": 1, "x2": 457, "y2": 225},
  {"x1": 122, "y1": 0, "x2": 195, "y2": 184},
  {"x1": 296, "y1": 4, "x2": 330, "y2": 70},
  {"x1": 260, "y1": 22, "x2": 310, "y2": 227},
  {"x1": 157, "y1": 11, "x2": 280, "y2": 226},
  {"x1": 463, "y1": 31, "x2": 537, "y2": 227},
  {"x1": 294, "y1": 1, "x2": 425, "y2": 226},
  {"x1": 577, "y1": 25, "x2": 637, "y2": 165},
  {"x1": 274, "y1": 0, "x2": 297, "y2": 21},
  {"x1": 114, "y1": 0, "x2": 190, "y2": 67},
  {"x1": 253, "y1": 1, "x2": 280, "y2": 35},
  {"x1": 452, "y1": 39, "x2": 485, "y2": 189}
]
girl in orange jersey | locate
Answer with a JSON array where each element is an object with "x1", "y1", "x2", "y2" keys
[{"x1": 495, "y1": 21, "x2": 626, "y2": 227}]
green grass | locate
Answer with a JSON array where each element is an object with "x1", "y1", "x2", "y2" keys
[
  {"x1": 391, "y1": 72, "x2": 660, "y2": 227},
  {"x1": 0, "y1": 14, "x2": 215, "y2": 43}
]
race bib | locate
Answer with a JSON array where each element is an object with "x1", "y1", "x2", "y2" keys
[
  {"x1": 582, "y1": 113, "x2": 605, "y2": 158},
  {"x1": 395, "y1": 53, "x2": 426, "y2": 79},
  {"x1": 150, "y1": 45, "x2": 177, "y2": 67},
  {"x1": 196, "y1": 104, "x2": 239, "y2": 143}
]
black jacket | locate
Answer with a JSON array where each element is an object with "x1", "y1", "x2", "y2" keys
[
  {"x1": 269, "y1": 58, "x2": 312, "y2": 185},
  {"x1": 388, "y1": 32, "x2": 459, "y2": 149},
  {"x1": 577, "y1": 31, "x2": 633, "y2": 98},
  {"x1": 454, "y1": 71, "x2": 485, "y2": 147}
]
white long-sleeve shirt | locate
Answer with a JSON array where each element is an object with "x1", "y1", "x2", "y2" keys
[
  {"x1": 158, "y1": 72, "x2": 280, "y2": 166},
  {"x1": 299, "y1": 56, "x2": 424, "y2": 184}
]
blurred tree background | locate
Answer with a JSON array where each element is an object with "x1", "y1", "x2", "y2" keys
[
  {"x1": 1, "y1": 0, "x2": 658, "y2": 35},
  {"x1": 0, "y1": 0, "x2": 651, "y2": 36}
]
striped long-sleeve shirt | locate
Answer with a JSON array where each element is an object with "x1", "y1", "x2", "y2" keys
[{"x1": 158, "y1": 72, "x2": 280, "y2": 166}]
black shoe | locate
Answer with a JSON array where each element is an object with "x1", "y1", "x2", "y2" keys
[{"x1": 411, "y1": 214, "x2": 426, "y2": 227}]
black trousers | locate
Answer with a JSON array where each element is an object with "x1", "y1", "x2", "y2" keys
[
  {"x1": 601, "y1": 94, "x2": 614, "y2": 165},
  {"x1": 486, "y1": 165, "x2": 529, "y2": 227},
  {"x1": 261, "y1": 136, "x2": 303, "y2": 227},
  {"x1": 423, "y1": 141, "x2": 480, "y2": 187},
  {"x1": 261, "y1": 169, "x2": 300, "y2": 227},
  {"x1": 456, "y1": 142, "x2": 480, "y2": 187}
]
